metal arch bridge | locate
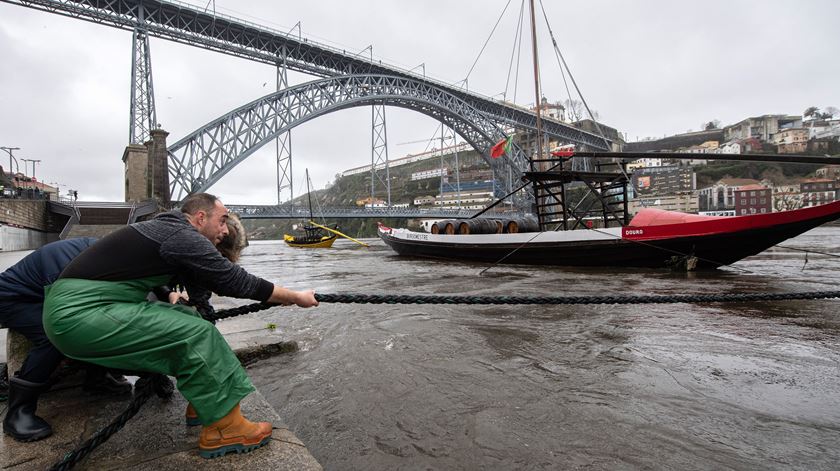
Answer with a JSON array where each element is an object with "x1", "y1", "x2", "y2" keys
[
  {"x1": 168, "y1": 74, "x2": 532, "y2": 202},
  {"x1": 4, "y1": 0, "x2": 613, "y2": 200},
  {"x1": 227, "y1": 205, "x2": 521, "y2": 220}
]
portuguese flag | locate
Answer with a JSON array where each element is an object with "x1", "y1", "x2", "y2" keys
[{"x1": 490, "y1": 135, "x2": 513, "y2": 158}]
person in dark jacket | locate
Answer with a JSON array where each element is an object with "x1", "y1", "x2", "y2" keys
[
  {"x1": 0, "y1": 237, "x2": 130, "y2": 442},
  {"x1": 43, "y1": 193, "x2": 318, "y2": 459},
  {"x1": 156, "y1": 213, "x2": 249, "y2": 323}
]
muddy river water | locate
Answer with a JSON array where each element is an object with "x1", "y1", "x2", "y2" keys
[
  {"x1": 1, "y1": 224, "x2": 836, "y2": 469},
  {"x1": 224, "y1": 225, "x2": 840, "y2": 470}
]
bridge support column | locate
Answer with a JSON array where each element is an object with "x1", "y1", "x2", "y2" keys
[
  {"x1": 147, "y1": 128, "x2": 170, "y2": 207},
  {"x1": 123, "y1": 128, "x2": 169, "y2": 207},
  {"x1": 370, "y1": 103, "x2": 390, "y2": 206},
  {"x1": 123, "y1": 143, "x2": 149, "y2": 202},
  {"x1": 129, "y1": 26, "x2": 157, "y2": 145},
  {"x1": 275, "y1": 54, "x2": 293, "y2": 204}
]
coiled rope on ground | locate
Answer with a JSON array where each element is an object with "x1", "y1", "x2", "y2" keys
[{"x1": 50, "y1": 289, "x2": 840, "y2": 469}]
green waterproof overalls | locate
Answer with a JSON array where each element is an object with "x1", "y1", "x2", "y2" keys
[{"x1": 43, "y1": 276, "x2": 254, "y2": 424}]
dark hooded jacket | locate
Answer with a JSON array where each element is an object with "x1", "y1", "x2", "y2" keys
[{"x1": 60, "y1": 211, "x2": 273, "y2": 302}]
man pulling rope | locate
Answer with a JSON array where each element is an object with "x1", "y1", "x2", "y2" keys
[{"x1": 42, "y1": 193, "x2": 318, "y2": 459}]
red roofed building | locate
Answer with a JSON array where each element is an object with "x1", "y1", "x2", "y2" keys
[{"x1": 734, "y1": 184, "x2": 771, "y2": 215}]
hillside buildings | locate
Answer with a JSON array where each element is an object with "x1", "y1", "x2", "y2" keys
[{"x1": 335, "y1": 104, "x2": 838, "y2": 218}]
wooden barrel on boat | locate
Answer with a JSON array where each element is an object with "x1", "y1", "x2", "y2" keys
[
  {"x1": 430, "y1": 220, "x2": 447, "y2": 234},
  {"x1": 504, "y1": 217, "x2": 539, "y2": 233},
  {"x1": 442, "y1": 220, "x2": 456, "y2": 235},
  {"x1": 458, "y1": 218, "x2": 502, "y2": 234}
]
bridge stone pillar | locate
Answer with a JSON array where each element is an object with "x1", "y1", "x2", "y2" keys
[
  {"x1": 123, "y1": 128, "x2": 170, "y2": 206},
  {"x1": 147, "y1": 128, "x2": 170, "y2": 207},
  {"x1": 123, "y1": 143, "x2": 149, "y2": 202}
]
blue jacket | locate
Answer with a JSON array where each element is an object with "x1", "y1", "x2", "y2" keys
[{"x1": 0, "y1": 238, "x2": 97, "y2": 302}]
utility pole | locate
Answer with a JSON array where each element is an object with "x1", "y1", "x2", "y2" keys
[{"x1": 0, "y1": 146, "x2": 20, "y2": 175}]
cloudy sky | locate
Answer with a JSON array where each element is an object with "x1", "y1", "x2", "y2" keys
[{"x1": 0, "y1": 0, "x2": 838, "y2": 203}]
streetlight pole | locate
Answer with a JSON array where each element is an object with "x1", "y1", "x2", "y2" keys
[
  {"x1": 29, "y1": 159, "x2": 41, "y2": 180},
  {"x1": 49, "y1": 181, "x2": 61, "y2": 200},
  {"x1": 0, "y1": 146, "x2": 20, "y2": 176}
]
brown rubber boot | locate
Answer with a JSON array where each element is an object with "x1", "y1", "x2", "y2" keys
[
  {"x1": 198, "y1": 404, "x2": 272, "y2": 459},
  {"x1": 185, "y1": 403, "x2": 201, "y2": 426}
]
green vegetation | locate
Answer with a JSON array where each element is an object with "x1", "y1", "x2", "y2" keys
[{"x1": 694, "y1": 161, "x2": 823, "y2": 188}]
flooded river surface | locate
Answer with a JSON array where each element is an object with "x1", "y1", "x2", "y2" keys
[{"x1": 231, "y1": 226, "x2": 840, "y2": 470}]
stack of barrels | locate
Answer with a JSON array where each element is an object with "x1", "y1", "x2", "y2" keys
[{"x1": 429, "y1": 217, "x2": 539, "y2": 235}]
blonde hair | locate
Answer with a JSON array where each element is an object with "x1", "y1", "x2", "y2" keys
[{"x1": 217, "y1": 213, "x2": 248, "y2": 263}]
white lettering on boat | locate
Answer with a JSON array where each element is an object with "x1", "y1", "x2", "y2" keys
[{"x1": 625, "y1": 229, "x2": 644, "y2": 236}]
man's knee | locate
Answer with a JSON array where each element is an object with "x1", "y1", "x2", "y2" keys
[{"x1": 27, "y1": 331, "x2": 54, "y2": 347}]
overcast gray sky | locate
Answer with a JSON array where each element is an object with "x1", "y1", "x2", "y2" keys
[{"x1": 1, "y1": 0, "x2": 838, "y2": 203}]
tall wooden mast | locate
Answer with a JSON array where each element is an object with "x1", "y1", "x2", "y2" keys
[
  {"x1": 305, "y1": 168, "x2": 314, "y2": 222},
  {"x1": 528, "y1": 0, "x2": 547, "y2": 229},
  {"x1": 528, "y1": 0, "x2": 544, "y2": 161}
]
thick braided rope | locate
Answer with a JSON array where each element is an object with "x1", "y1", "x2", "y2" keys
[
  {"x1": 314, "y1": 291, "x2": 840, "y2": 305},
  {"x1": 207, "y1": 290, "x2": 840, "y2": 321},
  {"x1": 48, "y1": 374, "x2": 174, "y2": 471}
]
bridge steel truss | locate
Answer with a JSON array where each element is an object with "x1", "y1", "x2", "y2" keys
[
  {"x1": 4, "y1": 0, "x2": 613, "y2": 152},
  {"x1": 129, "y1": 27, "x2": 157, "y2": 144},
  {"x1": 167, "y1": 74, "x2": 529, "y2": 202}
]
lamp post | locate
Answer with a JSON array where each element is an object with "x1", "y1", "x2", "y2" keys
[
  {"x1": 21, "y1": 158, "x2": 33, "y2": 178},
  {"x1": 48, "y1": 181, "x2": 61, "y2": 200},
  {"x1": 0, "y1": 146, "x2": 20, "y2": 176},
  {"x1": 28, "y1": 159, "x2": 41, "y2": 180}
]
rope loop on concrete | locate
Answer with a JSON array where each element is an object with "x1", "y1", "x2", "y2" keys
[{"x1": 47, "y1": 374, "x2": 173, "y2": 471}]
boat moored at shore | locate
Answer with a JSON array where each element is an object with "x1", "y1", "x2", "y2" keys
[{"x1": 379, "y1": 200, "x2": 840, "y2": 269}]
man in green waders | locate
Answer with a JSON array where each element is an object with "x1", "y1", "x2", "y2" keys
[{"x1": 42, "y1": 193, "x2": 318, "y2": 459}]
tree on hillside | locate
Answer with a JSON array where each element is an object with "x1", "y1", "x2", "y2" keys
[
  {"x1": 804, "y1": 106, "x2": 838, "y2": 121},
  {"x1": 563, "y1": 99, "x2": 584, "y2": 121},
  {"x1": 804, "y1": 106, "x2": 820, "y2": 119},
  {"x1": 562, "y1": 99, "x2": 599, "y2": 122},
  {"x1": 703, "y1": 119, "x2": 721, "y2": 130}
]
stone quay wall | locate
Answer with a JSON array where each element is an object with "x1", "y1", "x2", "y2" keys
[{"x1": 0, "y1": 199, "x2": 62, "y2": 251}]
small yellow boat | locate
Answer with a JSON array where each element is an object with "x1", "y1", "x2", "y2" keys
[
  {"x1": 283, "y1": 232, "x2": 338, "y2": 248},
  {"x1": 282, "y1": 169, "x2": 367, "y2": 249}
]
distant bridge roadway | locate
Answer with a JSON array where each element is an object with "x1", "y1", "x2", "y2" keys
[{"x1": 227, "y1": 205, "x2": 523, "y2": 220}]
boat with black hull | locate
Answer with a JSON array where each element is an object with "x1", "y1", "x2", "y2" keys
[{"x1": 379, "y1": 199, "x2": 840, "y2": 269}]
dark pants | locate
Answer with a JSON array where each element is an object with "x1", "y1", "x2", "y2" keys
[{"x1": 0, "y1": 301, "x2": 64, "y2": 384}]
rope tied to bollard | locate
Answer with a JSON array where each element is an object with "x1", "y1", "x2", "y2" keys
[{"x1": 48, "y1": 288, "x2": 840, "y2": 469}]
